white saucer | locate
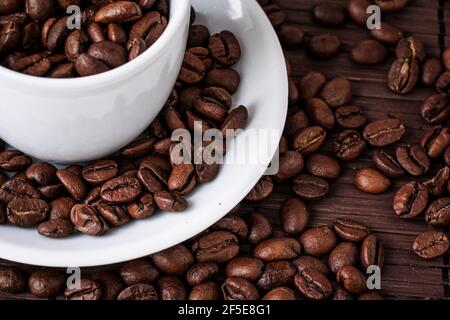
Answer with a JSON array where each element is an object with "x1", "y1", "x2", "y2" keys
[{"x1": 0, "y1": 0, "x2": 288, "y2": 267}]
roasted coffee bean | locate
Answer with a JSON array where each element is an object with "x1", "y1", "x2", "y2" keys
[
  {"x1": 335, "y1": 105, "x2": 366, "y2": 129},
  {"x1": 25, "y1": 162, "x2": 58, "y2": 186},
  {"x1": 186, "y1": 262, "x2": 219, "y2": 286},
  {"x1": 209, "y1": 30, "x2": 241, "y2": 66},
  {"x1": 247, "y1": 212, "x2": 272, "y2": 245},
  {"x1": 245, "y1": 176, "x2": 274, "y2": 202},
  {"x1": 292, "y1": 174, "x2": 329, "y2": 201},
  {"x1": 291, "y1": 126, "x2": 326, "y2": 156},
  {"x1": 372, "y1": 150, "x2": 406, "y2": 178},
  {"x1": 254, "y1": 237, "x2": 301, "y2": 262},
  {"x1": 413, "y1": 230, "x2": 449, "y2": 259},
  {"x1": 87, "y1": 21, "x2": 106, "y2": 43},
  {"x1": 192, "y1": 231, "x2": 239, "y2": 263},
  {"x1": 65, "y1": 279, "x2": 102, "y2": 300},
  {"x1": 28, "y1": 270, "x2": 65, "y2": 298},
  {"x1": 188, "y1": 46, "x2": 213, "y2": 70},
  {"x1": 420, "y1": 126, "x2": 450, "y2": 159},
  {"x1": 300, "y1": 226, "x2": 337, "y2": 256},
  {"x1": 284, "y1": 109, "x2": 309, "y2": 139},
  {"x1": 306, "y1": 98, "x2": 335, "y2": 130},
  {"x1": 347, "y1": 0, "x2": 371, "y2": 26},
  {"x1": 0, "y1": 179, "x2": 39, "y2": 204},
  {"x1": 221, "y1": 105, "x2": 248, "y2": 136},
  {"x1": 334, "y1": 130, "x2": 366, "y2": 161},
  {"x1": 336, "y1": 266, "x2": 366, "y2": 295},
  {"x1": 396, "y1": 144, "x2": 430, "y2": 176},
  {"x1": 96, "y1": 202, "x2": 130, "y2": 227},
  {"x1": 294, "y1": 269, "x2": 332, "y2": 300},
  {"x1": 213, "y1": 215, "x2": 248, "y2": 240},
  {"x1": 388, "y1": 58, "x2": 419, "y2": 94},
  {"x1": 188, "y1": 281, "x2": 219, "y2": 300},
  {"x1": 7, "y1": 198, "x2": 48, "y2": 227},
  {"x1": 49, "y1": 197, "x2": 77, "y2": 220},
  {"x1": 312, "y1": 3, "x2": 346, "y2": 27},
  {"x1": 127, "y1": 37, "x2": 146, "y2": 60},
  {"x1": 0, "y1": 22, "x2": 21, "y2": 54},
  {"x1": 167, "y1": 164, "x2": 196, "y2": 194},
  {"x1": 137, "y1": 155, "x2": 170, "y2": 193},
  {"x1": 293, "y1": 256, "x2": 330, "y2": 275},
  {"x1": 38, "y1": 184, "x2": 66, "y2": 200},
  {"x1": 299, "y1": 71, "x2": 327, "y2": 101},
  {"x1": 100, "y1": 176, "x2": 141, "y2": 204},
  {"x1": 280, "y1": 198, "x2": 309, "y2": 235},
  {"x1": 65, "y1": 30, "x2": 89, "y2": 62},
  {"x1": 355, "y1": 168, "x2": 391, "y2": 194},
  {"x1": 374, "y1": 0, "x2": 409, "y2": 12},
  {"x1": 126, "y1": 193, "x2": 155, "y2": 219},
  {"x1": 154, "y1": 191, "x2": 187, "y2": 212},
  {"x1": 119, "y1": 258, "x2": 160, "y2": 286},
  {"x1": 331, "y1": 283, "x2": 353, "y2": 300},
  {"x1": 178, "y1": 52, "x2": 205, "y2": 84},
  {"x1": 225, "y1": 257, "x2": 264, "y2": 282},
  {"x1": 421, "y1": 94, "x2": 449, "y2": 125},
  {"x1": 277, "y1": 24, "x2": 304, "y2": 49},
  {"x1": 158, "y1": 276, "x2": 186, "y2": 300},
  {"x1": 70, "y1": 204, "x2": 109, "y2": 236},
  {"x1": 424, "y1": 167, "x2": 450, "y2": 196},
  {"x1": 422, "y1": 58, "x2": 443, "y2": 86},
  {"x1": 275, "y1": 151, "x2": 304, "y2": 182},
  {"x1": 117, "y1": 283, "x2": 158, "y2": 300},
  {"x1": 0, "y1": 150, "x2": 31, "y2": 172},
  {"x1": 0, "y1": 267, "x2": 25, "y2": 293},
  {"x1": 263, "y1": 4, "x2": 285, "y2": 27},
  {"x1": 95, "y1": 1, "x2": 142, "y2": 24},
  {"x1": 361, "y1": 234, "x2": 384, "y2": 268},
  {"x1": 370, "y1": 22, "x2": 402, "y2": 45},
  {"x1": 204, "y1": 67, "x2": 240, "y2": 94},
  {"x1": 187, "y1": 25, "x2": 210, "y2": 48},
  {"x1": 306, "y1": 33, "x2": 341, "y2": 60},
  {"x1": 82, "y1": 160, "x2": 118, "y2": 185},
  {"x1": 425, "y1": 197, "x2": 450, "y2": 227},
  {"x1": 256, "y1": 261, "x2": 296, "y2": 291},
  {"x1": 328, "y1": 242, "x2": 359, "y2": 274},
  {"x1": 320, "y1": 78, "x2": 352, "y2": 109},
  {"x1": 91, "y1": 271, "x2": 124, "y2": 300},
  {"x1": 262, "y1": 287, "x2": 296, "y2": 300},
  {"x1": 152, "y1": 244, "x2": 194, "y2": 276},
  {"x1": 49, "y1": 62, "x2": 75, "y2": 78},
  {"x1": 38, "y1": 218, "x2": 74, "y2": 238},
  {"x1": 363, "y1": 118, "x2": 405, "y2": 147},
  {"x1": 306, "y1": 154, "x2": 340, "y2": 180},
  {"x1": 333, "y1": 218, "x2": 370, "y2": 242},
  {"x1": 56, "y1": 169, "x2": 86, "y2": 201},
  {"x1": 393, "y1": 182, "x2": 429, "y2": 219},
  {"x1": 107, "y1": 23, "x2": 127, "y2": 44},
  {"x1": 222, "y1": 277, "x2": 260, "y2": 300},
  {"x1": 88, "y1": 41, "x2": 127, "y2": 68},
  {"x1": 396, "y1": 37, "x2": 425, "y2": 61},
  {"x1": 351, "y1": 39, "x2": 387, "y2": 65},
  {"x1": 74, "y1": 53, "x2": 110, "y2": 76},
  {"x1": 436, "y1": 70, "x2": 450, "y2": 93}
]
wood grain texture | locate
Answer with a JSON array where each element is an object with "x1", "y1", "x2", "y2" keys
[{"x1": 0, "y1": 0, "x2": 449, "y2": 300}]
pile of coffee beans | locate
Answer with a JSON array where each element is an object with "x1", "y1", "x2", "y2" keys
[
  {"x1": 0, "y1": 0, "x2": 172, "y2": 77},
  {"x1": 0, "y1": 214, "x2": 384, "y2": 300},
  {"x1": 0, "y1": 21, "x2": 248, "y2": 238}
]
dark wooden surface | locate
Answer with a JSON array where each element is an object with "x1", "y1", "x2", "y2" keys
[{"x1": 0, "y1": 0, "x2": 449, "y2": 300}]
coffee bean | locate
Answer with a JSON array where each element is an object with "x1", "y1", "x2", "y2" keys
[
  {"x1": 422, "y1": 58, "x2": 443, "y2": 86},
  {"x1": 74, "y1": 53, "x2": 109, "y2": 77},
  {"x1": 192, "y1": 231, "x2": 239, "y2": 263},
  {"x1": 88, "y1": 41, "x2": 127, "y2": 68},
  {"x1": 277, "y1": 24, "x2": 304, "y2": 49},
  {"x1": 0, "y1": 179, "x2": 40, "y2": 204},
  {"x1": 117, "y1": 283, "x2": 158, "y2": 300},
  {"x1": 393, "y1": 181, "x2": 429, "y2": 219},
  {"x1": 65, "y1": 29, "x2": 89, "y2": 62},
  {"x1": 38, "y1": 218, "x2": 74, "y2": 238},
  {"x1": 335, "y1": 105, "x2": 366, "y2": 129},
  {"x1": 388, "y1": 58, "x2": 419, "y2": 94},
  {"x1": 436, "y1": 70, "x2": 450, "y2": 93},
  {"x1": 213, "y1": 214, "x2": 248, "y2": 240},
  {"x1": 351, "y1": 39, "x2": 387, "y2": 65},
  {"x1": 291, "y1": 126, "x2": 326, "y2": 156},
  {"x1": 154, "y1": 191, "x2": 187, "y2": 212},
  {"x1": 168, "y1": 164, "x2": 196, "y2": 194},
  {"x1": 0, "y1": 150, "x2": 31, "y2": 172},
  {"x1": 299, "y1": 72, "x2": 327, "y2": 101},
  {"x1": 331, "y1": 283, "x2": 353, "y2": 300},
  {"x1": 96, "y1": 202, "x2": 130, "y2": 227},
  {"x1": 292, "y1": 256, "x2": 330, "y2": 275},
  {"x1": 307, "y1": 33, "x2": 341, "y2": 60},
  {"x1": 119, "y1": 258, "x2": 160, "y2": 286},
  {"x1": 275, "y1": 151, "x2": 304, "y2": 182},
  {"x1": 48, "y1": 197, "x2": 77, "y2": 220},
  {"x1": 209, "y1": 30, "x2": 241, "y2": 67},
  {"x1": 306, "y1": 98, "x2": 335, "y2": 130},
  {"x1": 396, "y1": 37, "x2": 425, "y2": 62},
  {"x1": 262, "y1": 287, "x2": 296, "y2": 300},
  {"x1": 370, "y1": 22, "x2": 402, "y2": 45},
  {"x1": 336, "y1": 266, "x2": 366, "y2": 295},
  {"x1": 420, "y1": 126, "x2": 450, "y2": 159},
  {"x1": 247, "y1": 212, "x2": 273, "y2": 245},
  {"x1": 363, "y1": 118, "x2": 405, "y2": 147},
  {"x1": 82, "y1": 160, "x2": 118, "y2": 185},
  {"x1": 333, "y1": 218, "x2": 370, "y2": 242},
  {"x1": 70, "y1": 204, "x2": 109, "y2": 236},
  {"x1": 158, "y1": 275, "x2": 186, "y2": 300},
  {"x1": 107, "y1": 23, "x2": 127, "y2": 44},
  {"x1": 421, "y1": 94, "x2": 449, "y2": 125},
  {"x1": 189, "y1": 281, "x2": 219, "y2": 300},
  {"x1": 221, "y1": 105, "x2": 248, "y2": 136},
  {"x1": 294, "y1": 269, "x2": 332, "y2": 300},
  {"x1": 28, "y1": 270, "x2": 65, "y2": 298},
  {"x1": 424, "y1": 166, "x2": 450, "y2": 196},
  {"x1": 100, "y1": 176, "x2": 141, "y2": 204},
  {"x1": 254, "y1": 237, "x2": 301, "y2": 262},
  {"x1": 280, "y1": 198, "x2": 309, "y2": 235},
  {"x1": 361, "y1": 234, "x2": 384, "y2": 268},
  {"x1": 284, "y1": 110, "x2": 309, "y2": 139},
  {"x1": 178, "y1": 52, "x2": 206, "y2": 84},
  {"x1": 153, "y1": 244, "x2": 194, "y2": 276},
  {"x1": 0, "y1": 22, "x2": 21, "y2": 55},
  {"x1": 396, "y1": 144, "x2": 430, "y2": 176},
  {"x1": 300, "y1": 226, "x2": 337, "y2": 256},
  {"x1": 222, "y1": 277, "x2": 260, "y2": 300},
  {"x1": 37, "y1": 184, "x2": 66, "y2": 200},
  {"x1": 312, "y1": 3, "x2": 346, "y2": 27},
  {"x1": 425, "y1": 197, "x2": 450, "y2": 227},
  {"x1": 306, "y1": 154, "x2": 340, "y2": 180},
  {"x1": 320, "y1": 78, "x2": 352, "y2": 109},
  {"x1": 25, "y1": 162, "x2": 58, "y2": 186},
  {"x1": 256, "y1": 261, "x2": 296, "y2": 291},
  {"x1": 372, "y1": 150, "x2": 406, "y2": 178},
  {"x1": 91, "y1": 271, "x2": 124, "y2": 300},
  {"x1": 187, "y1": 25, "x2": 210, "y2": 48},
  {"x1": 347, "y1": 0, "x2": 371, "y2": 26},
  {"x1": 245, "y1": 176, "x2": 274, "y2": 202},
  {"x1": 292, "y1": 174, "x2": 329, "y2": 201},
  {"x1": 204, "y1": 67, "x2": 240, "y2": 94},
  {"x1": 95, "y1": 1, "x2": 142, "y2": 24},
  {"x1": 354, "y1": 168, "x2": 391, "y2": 194},
  {"x1": 334, "y1": 130, "x2": 366, "y2": 161},
  {"x1": 186, "y1": 262, "x2": 219, "y2": 286},
  {"x1": 225, "y1": 257, "x2": 264, "y2": 282},
  {"x1": 7, "y1": 198, "x2": 48, "y2": 227},
  {"x1": 56, "y1": 169, "x2": 86, "y2": 201},
  {"x1": 328, "y1": 242, "x2": 359, "y2": 274},
  {"x1": 0, "y1": 267, "x2": 25, "y2": 293},
  {"x1": 413, "y1": 230, "x2": 449, "y2": 259},
  {"x1": 65, "y1": 279, "x2": 102, "y2": 300}
]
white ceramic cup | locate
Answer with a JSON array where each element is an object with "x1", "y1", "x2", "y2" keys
[{"x1": 0, "y1": 0, "x2": 191, "y2": 163}]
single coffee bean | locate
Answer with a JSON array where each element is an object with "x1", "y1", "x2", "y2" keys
[
  {"x1": 396, "y1": 37, "x2": 425, "y2": 61},
  {"x1": 294, "y1": 269, "x2": 332, "y2": 300},
  {"x1": 65, "y1": 29, "x2": 89, "y2": 61},
  {"x1": 330, "y1": 283, "x2": 353, "y2": 300},
  {"x1": 299, "y1": 72, "x2": 327, "y2": 101},
  {"x1": 306, "y1": 154, "x2": 340, "y2": 180},
  {"x1": 221, "y1": 105, "x2": 248, "y2": 137},
  {"x1": 277, "y1": 24, "x2": 304, "y2": 49},
  {"x1": 253, "y1": 237, "x2": 302, "y2": 262},
  {"x1": 25, "y1": 162, "x2": 58, "y2": 186},
  {"x1": 95, "y1": 1, "x2": 142, "y2": 24},
  {"x1": 291, "y1": 126, "x2": 326, "y2": 156},
  {"x1": 420, "y1": 126, "x2": 450, "y2": 159},
  {"x1": 119, "y1": 258, "x2": 159, "y2": 285},
  {"x1": 0, "y1": 267, "x2": 25, "y2": 293},
  {"x1": 65, "y1": 279, "x2": 102, "y2": 300},
  {"x1": 335, "y1": 105, "x2": 366, "y2": 129},
  {"x1": 333, "y1": 218, "x2": 370, "y2": 242},
  {"x1": 393, "y1": 181, "x2": 429, "y2": 219},
  {"x1": 49, "y1": 197, "x2": 77, "y2": 220},
  {"x1": 275, "y1": 151, "x2": 304, "y2": 182},
  {"x1": 347, "y1": 0, "x2": 371, "y2": 26},
  {"x1": 91, "y1": 271, "x2": 124, "y2": 300},
  {"x1": 306, "y1": 98, "x2": 335, "y2": 130},
  {"x1": 436, "y1": 70, "x2": 450, "y2": 93},
  {"x1": 96, "y1": 202, "x2": 130, "y2": 227},
  {"x1": 280, "y1": 198, "x2": 309, "y2": 235},
  {"x1": 422, "y1": 58, "x2": 443, "y2": 86},
  {"x1": 328, "y1": 242, "x2": 359, "y2": 274},
  {"x1": 225, "y1": 257, "x2": 264, "y2": 282},
  {"x1": 245, "y1": 176, "x2": 274, "y2": 202},
  {"x1": 212, "y1": 214, "x2": 248, "y2": 240},
  {"x1": 300, "y1": 226, "x2": 337, "y2": 256},
  {"x1": 178, "y1": 52, "x2": 205, "y2": 84},
  {"x1": 374, "y1": 0, "x2": 409, "y2": 12},
  {"x1": 372, "y1": 150, "x2": 406, "y2": 178},
  {"x1": 424, "y1": 166, "x2": 450, "y2": 196},
  {"x1": 74, "y1": 53, "x2": 110, "y2": 77},
  {"x1": 158, "y1": 275, "x2": 187, "y2": 300},
  {"x1": 82, "y1": 160, "x2": 118, "y2": 185},
  {"x1": 292, "y1": 256, "x2": 330, "y2": 275},
  {"x1": 209, "y1": 30, "x2": 241, "y2": 67},
  {"x1": 396, "y1": 144, "x2": 430, "y2": 176},
  {"x1": 204, "y1": 67, "x2": 240, "y2": 94},
  {"x1": 413, "y1": 230, "x2": 449, "y2": 259},
  {"x1": 152, "y1": 244, "x2": 194, "y2": 276},
  {"x1": 361, "y1": 234, "x2": 384, "y2": 268},
  {"x1": 284, "y1": 109, "x2": 309, "y2": 138},
  {"x1": 306, "y1": 33, "x2": 341, "y2": 60},
  {"x1": 0, "y1": 22, "x2": 21, "y2": 55},
  {"x1": 312, "y1": 3, "x2": 346, "y2": 27},
  {"x1": 167, "y1": 164, "x2": 196, "y2": 195},
  {"x1": 256, "y1": 261, "x2": 296, "y2": 291},
  {"x1": 88, "y1": 41, "x2": 127, "y2": 68},
  {"x1": 38, "y1": 218, "x2": 74, "y2": 238},
  {"x1": 38, "y1": 184, "x2": 66, "y2": 200},
  {"x1": 247, "y1": 212, "x2": 272, "y2": 245},
  {"x1": 336, "y1": 266, "x2": 366, "y2": 295},
  {"x1": 370, "y1": 22, "x2": 402, "y2": 45},
  {"x1": 320, "y1": 78, "x2": 352, "y2": 109},
  {"x1": 420, "y1": 94, "x2": 449, "y2": 125},
  {"x1": 222, "y1": 277, "x2": 260, "y2": 300},
  {"x1": 117, "y1": 283, "x2": 158, "y2": 300},
  {"x1": 7, "y1": 198, "x2": 48, "y2": 227},
  {"x1": 354, "y1": 168, "x2": 391, "y2": 194},
  {"x1": 154, "y1": 191, "x2": 187, "y2": 212},
  {"x1": 0, "y1": 150, "x2": 31, "y2": 172},
  {"x1": 100, "y1": 176, "x2": 141, "y2": 204},
  {"x1": 56, "y1": 169, "x2": 86, "y2": 201},
  {"x1": 107, "y1": 23, "x2": 127, "y2": 44},
  {"x1": 0, "y1": 179, "x2": 40, "y2": 203},
  {"x1": 187, "y1": 25, "x2": 210, "y2": 48},
  {"x1": 292, "y1": 174, "x2": 329, "y2": 201},
  {"x1": 188, "y1": 281, "x2": 219, "y2": 300},
  {"x1": 70, "y1": 204, "x2": 109, "y2": 236},
  {"x1": 351, "y1": 39, "x2": 387, "y2": 65},
  {"x1": 388, "y1": 58, "x2": 419, "y2": 94},
  {"x1": 334, "y1": 130, "x2": 366, "y2": 161},
  {"x1": 425, "y1": 197, "x2": 450, "y2": 227},
  {"x1": 186, "y1": 262, "x2": 219, "y2": 286},
  {"x1": 192, "y1": 231, "x2": 239, "y2": 263},
  {"x1": 28, "y1": 270, "x2": 65, "y2": 298},
  {"x1": 262, "y1": 287, "x2": 296, "y2": 300},
  {"x1": 363, "y1": 118, "x2": 405, "y2": 147}
]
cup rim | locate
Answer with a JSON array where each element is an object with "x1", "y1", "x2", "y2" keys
[{"x1": 0, "y1": 0, "x2": 191, "y2": 90}]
